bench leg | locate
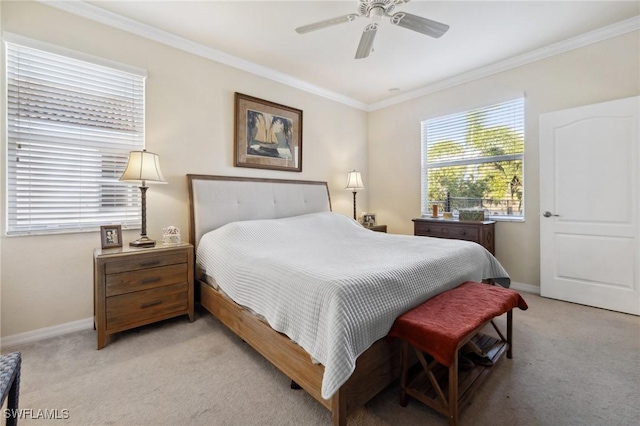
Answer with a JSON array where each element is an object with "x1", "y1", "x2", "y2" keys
[
  {"x1": 448, "y1": 351, "x2": 459, "y2": 426},
  {"x1": 507, "y1": 310, "x2": 513, "y2": 359},
  {"x1": 400, "y1": 340, "x2": 409, "y2": 407}
]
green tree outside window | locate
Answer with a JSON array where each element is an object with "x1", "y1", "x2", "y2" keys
[{"x1": 423, "y1": 98, "x2": 524, "y2": 218}]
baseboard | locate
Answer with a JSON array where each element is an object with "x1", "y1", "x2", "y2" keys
[
  {"x1": 510, "y1": 281, "x2": 540, "y2": 295},
  {"x1": 1, "y1": 317, "x2": 94, "y2": 349}
]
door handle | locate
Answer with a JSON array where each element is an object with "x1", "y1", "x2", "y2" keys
[{"x1": 542, "y1": 211, "x2": 559, "y2": 217}]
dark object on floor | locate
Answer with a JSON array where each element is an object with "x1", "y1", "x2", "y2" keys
[
  {"x1": 466, "y1": 352, "x2": 494, "y2": 367},
  {"x1": 458, "y1": 354, "x2": 475, "y2": 371},
  {"x1": 0, "y1": 351, "x2": 22, "y2": 426}
]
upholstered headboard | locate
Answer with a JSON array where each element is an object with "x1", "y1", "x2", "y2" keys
[{"x1": 187, "y1": 175, "x2": 332, "y2": 248}]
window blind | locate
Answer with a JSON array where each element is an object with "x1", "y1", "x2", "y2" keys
[
  {"x1": 421, "y1": 98, "x2": 525, "y2": 219},
  {"x1": 6, "y1": 41, "x2": 146, "y2": 235}
]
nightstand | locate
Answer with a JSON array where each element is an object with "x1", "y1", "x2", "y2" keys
[
  {"x1": 412, "y1": 218, "x2": 495, "y2": 255},
  {"x1": 93, "y1": 243, "x2": 194, "y2": 349},
  {"x1": 365, "y1": 224, "x2": 387, "y2": 233}
]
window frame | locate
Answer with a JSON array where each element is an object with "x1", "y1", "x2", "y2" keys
[
  {"x1": 4, "y1": 34, "x2": 148, "y2": 236},
  {"x1": 421, "y1": 97, "x2": 526, "y2": 222}
]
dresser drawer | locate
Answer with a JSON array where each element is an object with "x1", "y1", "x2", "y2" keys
[
  {"x1": 416, "y1": 223, "x2": 480, "y2": 241},
  {"x1": 445, "y1": 226, "x2": 479, "y2": 242},
  {"x1": 105, "y1": 251, "x2": 187, "y2": 274},
  {"x1": 105, "y1": 263, "x2": 188, "y2": 297},
  {"x1": 106, "y1": 282, "x2": 189, "y2": 331},
  {"x1": 415, "y1": 222, "x2": 449, "y2": 236},
  {"x1": 414, "y1": 222, "x2": 433, "y2": 236},
  {"x1": 413, "y1": 218, "x2": 495, "y2": 255}
]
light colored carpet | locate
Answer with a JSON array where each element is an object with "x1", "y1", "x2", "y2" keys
[{"x1": 2, "y1": 292, "x2": 639, "y2": 425}]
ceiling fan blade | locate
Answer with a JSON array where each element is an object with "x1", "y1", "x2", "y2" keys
[
  {"x1": 390, "y1": 12, "x2": 449, "y2": 38},
  {"x1": 355, "y1": 23, "x2": 378, "y2": 59},
  {"x1": 295, "y1": 14, "x2": 360, "y2": 34}
]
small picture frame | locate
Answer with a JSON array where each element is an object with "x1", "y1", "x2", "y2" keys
[
  {"x1": 100, "y1": 225, "x2": 122, "y2": 249},
  {"x1": 362, "y1": 213, "x2": 377, "y2": 228}
]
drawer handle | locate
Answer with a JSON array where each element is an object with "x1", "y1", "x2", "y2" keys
[
  {"x1": 460, "y1": 230, "x2": 467, "y2": 235},
  {"x1": 141, "y1": 300, "x2": 163, "y2": 309},
  {"x1": 140, "y1": 260, "x2": 161, "y2": 267},
  {"x1": 140, "y1": 277, "x2": 161, "y2": 285},
  {"x1": 424, "y1": 228, "x2": 430, "y2": 233}
]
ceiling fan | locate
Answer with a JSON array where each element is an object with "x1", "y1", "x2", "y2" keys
[{"x1": 295, "y1": 0, "x2": 449, "y2": 59}]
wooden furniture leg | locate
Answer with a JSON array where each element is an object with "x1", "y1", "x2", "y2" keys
[
  {"x1": 400, "y1": 340, "x2": 409, "y2": 407},
  {"x1": 507, "y1": 310, "x2": 513, "y2": 359},
  {"x1": 331, "y1": 386, "x2": 346, "y2": 426},
  {"x1": 448, "y1": 352, "x2": 459, "y2": 426}
]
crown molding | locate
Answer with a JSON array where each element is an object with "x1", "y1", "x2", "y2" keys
[
  {"x1": 369, "y1": 15, "x2": 640, "y2": 111},
  {"x1": 37, "y1": 0, "x2": 369, "y2": 111},
  {"x1": 37, "y1": 1, "x2": 638, "y2": 113}
]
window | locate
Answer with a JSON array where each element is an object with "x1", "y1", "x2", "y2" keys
[
  {"x1": 421, "y1": 98, "x2": 525, "y2": 220},
  {"x1": 6, "y1": 38, "x2": 146, "y2": 235}
]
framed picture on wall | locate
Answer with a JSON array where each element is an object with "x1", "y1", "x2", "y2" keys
[
  {"x1": 234, "y1": 93, "x2": 303, "y2": 172},
  {"x1": 100, "y1": 225, "x2": 122, "y2": 249}
]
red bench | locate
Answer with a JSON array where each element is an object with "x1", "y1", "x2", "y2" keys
[{"x1": 389, "y1": 281, "x2": 528, "y2": 425}]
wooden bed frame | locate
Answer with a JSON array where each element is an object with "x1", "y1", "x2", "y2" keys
[{"x1": 187, "y1": 174, "x2": 407, "y2": 425}]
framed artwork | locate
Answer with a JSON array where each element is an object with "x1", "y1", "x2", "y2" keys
[
  {"x1": 362, "y1": 213, "x2": 377, "y2": 227},
  {"x1": 234, "y1": 93, "x2": 302, "y2": 172},
  {"x1": 100, "y1": 225, "x2": 122, "y2": 249}
]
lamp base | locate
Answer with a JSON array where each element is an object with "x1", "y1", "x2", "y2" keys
[{"x1": 129, "y1": 236, "x2": 156, "y2": 248}]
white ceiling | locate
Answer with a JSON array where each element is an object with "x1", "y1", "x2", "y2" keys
[{"x1": 83, "y1": 1, "x2": 639, "y2": 107}]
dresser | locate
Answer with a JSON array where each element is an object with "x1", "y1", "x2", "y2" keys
[
  {"x1": 412, "y1": 218, "x2": 496, "y2": 255},
  {"x1": 93, "y1": 243, "x2": 194, "y2": 349}
]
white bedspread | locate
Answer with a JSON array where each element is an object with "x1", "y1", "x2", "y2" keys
[{"x1": 197, "y1": 212, "x2": 509, "y2": 399}]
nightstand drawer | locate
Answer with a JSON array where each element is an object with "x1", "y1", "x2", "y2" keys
[
  {"x1": 106, "y1": 282, "x2": 189, "y2": 331},
  {"x1": 105, "y1": 263, "x2": 188, "y2": 297},
  {"x1": 105, "y1": 252, "x2": 187, "y2": 274}
]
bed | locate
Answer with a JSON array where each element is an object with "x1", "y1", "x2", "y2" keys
[{"x1": 187, "y1": 174, "x2": 509, "y2": 425}]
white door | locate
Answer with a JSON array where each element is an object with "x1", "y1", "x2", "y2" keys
[{"x1": 539, "y1": 96, "x2": 639, "y2": 315}]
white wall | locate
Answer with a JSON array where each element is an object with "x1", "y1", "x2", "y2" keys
[
  {"x1": 368, "y1": 31, "x2": 640, "y2": 287},
  {"x1": 0, "y1": 1, "x2": 368, "y2": 337}
]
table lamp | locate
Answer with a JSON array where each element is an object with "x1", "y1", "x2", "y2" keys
[
  {"x1": 120, "y1": 149, "x2": 167, "y2": 247},
  {"x1": 345, "y1": 170, "x2": 364, "y2": 220}
]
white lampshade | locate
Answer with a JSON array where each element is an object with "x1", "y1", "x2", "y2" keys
[
  {"x1": 120, "y1": 150, "x2": 167, "y2": 184},
  {"x1": 345, "y1": 170, "x2": 364, "y2": 191}
]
